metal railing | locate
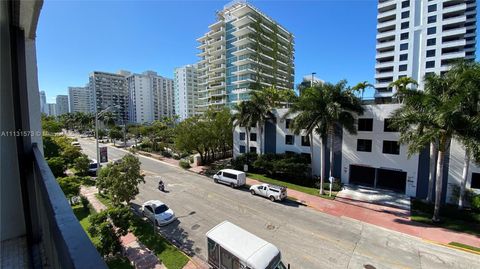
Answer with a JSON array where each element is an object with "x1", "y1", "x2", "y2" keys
[{"x1": 32, "y1": 144, "x2": 107, "y2": 269}]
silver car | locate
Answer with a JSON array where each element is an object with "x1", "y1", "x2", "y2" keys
[{"x1": 141, "y1": 200, "x2": 176, "y2": 226}]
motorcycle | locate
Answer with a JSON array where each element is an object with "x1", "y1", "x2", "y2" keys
[{"x1": 158, "y1": 181, "x2": 165, "y2": 192}]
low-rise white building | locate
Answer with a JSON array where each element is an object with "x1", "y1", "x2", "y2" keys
[{"x1": 233, "y1": 104, "x2": 480, "y2": 203}]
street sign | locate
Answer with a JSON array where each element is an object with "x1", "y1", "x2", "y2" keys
[{"x1": 100, "y1": 146, "x2": 108, "y2": 163}]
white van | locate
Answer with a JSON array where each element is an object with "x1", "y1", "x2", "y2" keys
[
  {"x1": 206, "y1": 221, "x2": 288, "y2": 269},
  {"x1": 213, "y1": 169, "x2": 246, "y2": 188}
]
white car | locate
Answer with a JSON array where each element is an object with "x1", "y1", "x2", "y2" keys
[
  {"x1": 87, "y1": 159, "x2": 99, "y2": 176},
  {"x1": 141, "y1": 200, "x2": 176, "y2": 226},
  {"x1": 250, "y1": 184, "x2": 287, "y2": 202}
]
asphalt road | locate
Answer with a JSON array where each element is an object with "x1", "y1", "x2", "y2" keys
[{"x1": 77, "y1": 137, "x2": 479, "y2": 269}]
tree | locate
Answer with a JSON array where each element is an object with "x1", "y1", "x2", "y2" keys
[
  {"x1": 43, "y1": 135, "x2": 61, "y2": 159},
  {"x1": 88, "y1": 206, "x2": 132, "y2": 257},
  {"x1": 232, "y1": 101, "x2": 257, "y2": 155},
  {"x1": 42, "y1": 115, "x2": 62, "y2": 133},
  {"x1": 57, "y1": 176, "x2": 81, "y2": 204},
  {"x1": 47, "y1": 157, "x2": 66, "y2": 177},
  {"x1": 108, "y1": 127, "x2": 123, "y2": 146},
  {"x1": 61, "y1": 144, "x2": 82, "y2": 167},
  {"x1": 286, "y1": 80, "x2": 364, "y2": 194},
  {"x1": 96, "y1": 154, "x2": 145, "y2": 206},
  {"x1": 389, "y1": 77, "x2": 419, "y2": 103},
  {"x1": 352, "y1": 81, "x2": 373, "y2": 100},
  {"x1": 74, "y1": 154, "x2": 90, "y2": 176},
  {"x1": 390, "y1": 62, "x2": 480, "y2": 221}
]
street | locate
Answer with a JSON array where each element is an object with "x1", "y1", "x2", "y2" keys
[{"x1": 78, "y1": 138, "x2": 480, "y2": 269}]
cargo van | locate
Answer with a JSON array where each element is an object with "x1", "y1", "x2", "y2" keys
[
  {"x1": 206, "y1": 221, "x2": 288, "y2": 269},
  {"x1": 213, "y1": 169, "x2": 246, "y2": 188}
]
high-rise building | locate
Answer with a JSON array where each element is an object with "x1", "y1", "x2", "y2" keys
[
  {"x1": 196, "y1": 0, "x2": 295, "y2": 111},
  {"x1": 89, "y1": 71, "x2": 128, "y2": 124},
  {"x1": 47, "y1": 103, "x2": 56, "y2": 116},
  {"x1": 374, "y1": 0, "x2": 477, "y2": 101},
  {"x1": 174, "y1": 65, "x2": 199, "y2": 121},
  {"x1": 126, "y1": 71, "x2": 175, "y2": 124},
  {"x1": 55, "y1": 95, "x2": 69, "y2": 115},
  {"x1": 69, "y1": 86, "x2": 94, "y2": 113},
  {"x1": 39, "y1": 90, "x2": 47, "y2": 114}
]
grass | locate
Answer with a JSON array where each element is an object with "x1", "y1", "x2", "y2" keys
[
  {"x1": 410, "y1": 199, "x2": 480, "y2": 236},
  {"x1": 247, "y1": 173, "x2": 337, "y2": 200},
  {"x1": 129, "y1": 216, "x2": 189, "y2": 269},
  {"x1": 72, "y1": 205, "x2": 99, "y2": 246},
  {"x1": 448, "y1": 242, "x2": 480, "y2": 253},
  {"x1": 95, "y1": 194, "x2": 189, "y2": 269},
  {"x1": 106, "y1": 257, "x2": 134, "y2": 269}
]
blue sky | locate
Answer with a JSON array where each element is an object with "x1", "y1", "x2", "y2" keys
[{"x1": 36, "y1": 0, "x2": 478, "y2": 102}]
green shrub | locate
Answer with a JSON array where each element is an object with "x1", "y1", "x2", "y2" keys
[
  {"x1": 172, "y1": 154, "x2": 181, "y2": 160},
  {"x1": 161, "y1": 151, "x2": 172, "y2": 158},
  {"x1": 189, "y1": 156, "x2": 194, "y2": 164},
  {"x1": 48, "y1": 157, "x2": 66, "y2": 177},
  {"x1": 74, "y1": 154, "x2": 90, "y2": 176},
  {"x1": 472, "y1": 195, "x2": 480, "y2": 212},
  {"x1": 80, "y1": 195, "x2": 90, "y2": 212},
  {"x1": 231, "y1": 152, "x2": 258, "y2": 171},
  {"x1": 179, "y1": 159, "x2": 191, "y2": 169}
]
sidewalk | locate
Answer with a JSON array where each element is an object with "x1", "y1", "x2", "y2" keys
[{"x1": 245, "y1": 178, "x2": 480, "y2": 248}]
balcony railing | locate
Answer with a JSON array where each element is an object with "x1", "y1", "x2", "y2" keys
[{"x1": 31, "y1": 143, "x2": 107, "y2": 269}]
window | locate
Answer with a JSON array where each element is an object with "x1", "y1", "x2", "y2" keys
[
  {"x1": 401, "y1": 11, "x2": 410, "y2": 19},
  {"x1": 384, "y1": 118, "x2": 398, "y2": 132},
  {"x1": 427, "y1": 27, "x2": 436, "y2": 35},
  {"x1": 239, "y1": 145, "x2": 245, "y2": 153},
  {"x1": 400, "y1": 32, "x2": 409, "y2": 40},
  {"x1": 399, "y1": 64, "x2": 407, "y2": 71},
  {"x1": 401, "y1": 22, "x2": 409, "y2": 29},
  {"x1": 471, "y1": 173, "x2": 480, "y2": 189},
  {"x1": 250, "y1": 133, "x2": 257, "y2": 141},
  {"x1": 428, "y1": 4, "x2": 437, "y2": 12},
  {"x1": 427, "y1": 38, "x2": 436, "y2": 46},
  {"x1": 400, "y1": 54, "x2": 408, "y2": 61},
  {"x1": 239, "y1": 132, "x2": 245, "y2": 141},
  {"x1": 400, "y1": 43, "x2": 408, "y2": 50},
  {"x1": 223, "y1": 172, "x2": 237, "y2": 179},
  {"x1": 426, "y1": 61, "x2": 435, "y2": 68},
  {"x1": 358, "y1": 118, "x2": 373, "y2": 131},
  {"x1": 285, "y1": 119, "x2": 291, "y2": 129},
  {"x1": 249, "y1": 146, "x2": 257, "y2": 153},
  {"x1": 426, "y1": 50, "x2": 435, "y2": 57},
  {"x1": 301, "y1": 153, "x2": 311, "y2": 163},
  {"x1": 357, "y1": 139, "x2": 373, "y2": 152},
  {"x1": 145, "y1": 205, "x2": 153, "y2": 213},
  {"x1": 383, "y1": 141, "x2": 400, "y2": 155},
  {"x1": 301, "y1": 136, "x2": 310, "y2": 146},
  {"x1": 401, "y1": 1, "x2": 410, "y2": 8},
  {"x1": 285, "y1": 135, "x2": 294, "y2": 145},
  {"x1": 428, "y1": 15, "x2": 436, "y2": 23}
]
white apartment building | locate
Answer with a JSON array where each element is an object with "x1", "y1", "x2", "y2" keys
[
  {"x1": 196, "y1": 0, "x2": 295, "y2": 111},
  {"x1": 126, "y1": 71, "x2": 175, "y2": 124},
  {"x1": 39, "y1": 90, "x2": 47, "y2": 114},
  {"x1": 46, "y1": 103, "x2": 56, "y2": 116},
  {"x1": 55, "y1": 95, "x2": 69, "y2": 115},
  {"x1": 68, "y1": 86, "x2": 94, "y2": 113},
  {"x1": 375, "y1": 0, "x2": 477, "y2": 100},
  {"x1": 89, "y1": 71, "x2": 128, "y2": 124},
  {"x1": 174, "y1": 65, "x2": 199, "y2": 121}
]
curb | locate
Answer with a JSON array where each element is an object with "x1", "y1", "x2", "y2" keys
[{"x1": 422, "y1": 239, "x2": 480, "y2": 256}]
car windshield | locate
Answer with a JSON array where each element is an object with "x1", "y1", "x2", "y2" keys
[
  {"x1": 155, "y1": 204, "x2": 169, "y2": 214},
  {"x1": 88, "y1": 163, "x2": 97, "y2": 169}
]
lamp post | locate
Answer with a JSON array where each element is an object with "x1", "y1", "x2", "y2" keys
[
  {"x1": 311, "y1": 72, "x2": 316, "y2": 87},
  {"x1": 95, "y1": 105, "x2": 120, "y2": 176}
]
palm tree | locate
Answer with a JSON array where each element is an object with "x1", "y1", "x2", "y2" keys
[
  {"x1": 390, "y1": 62, "x2": 480, "y2": 221},
  {"x1": 232, "y1": 101, "x2": 258, "y2": 155},
  {"x1": 389, "y1": 77, "x2": 419, "y2": 103},
  {"x1": 249, "y1": 87, "x2": 296, "y2": 154},
  {"x1": 286, "y1": 81, "x2": 364, "y2": 194},
  {"x1": 352, "y1": 81, "x2": 373, "y2": 100}
]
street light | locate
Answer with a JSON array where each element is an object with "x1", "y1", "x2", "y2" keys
[
  {"x1": 311, "y1": 72, "x2": 316, "y2": 88},
  {"x1": 95, "y1": 105, "x2": 120, "y2": 176}
]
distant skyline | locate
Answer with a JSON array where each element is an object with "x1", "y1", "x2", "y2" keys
[{"x1": 36, "y1": 0, "x2": 479, "y2": 102}]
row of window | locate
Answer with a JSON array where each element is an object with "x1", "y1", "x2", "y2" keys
[
  {"x1": 239, "y1": 132, "x2": 310, "y2": 146},
  {"x1": 358, "y1": 118, "x2": 398, "y2": 132},
  {"x1": 357, "y1": 139, "x2": 400, "y2": 155}
]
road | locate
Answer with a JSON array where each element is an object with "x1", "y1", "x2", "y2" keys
[{"x1": 78, "y1": 137, "x2": 479, "y2": 269}]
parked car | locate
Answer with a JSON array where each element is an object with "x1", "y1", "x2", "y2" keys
[
  {"x1": 87, "y1": 159, "x2": 99, "y2": 176},
  {"x1": 71, "y1": 141, "x2": 81, "y2": 148},
  {"x1": 249, "y1": 184, "x2": 287, "y2": 202},
  {"x1": 206, "y1": 221, "x2": 288, "y2": 269},
  {"x1": 141, "y1": 200, "x2": 176, "y2": 226},
  {"x1": 213, "y1": 169, "x2": 246, "y2": 188}
]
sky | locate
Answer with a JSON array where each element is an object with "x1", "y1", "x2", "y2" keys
[{"x1": 36, "y1": 0, "x2": 479, "y2": 103}]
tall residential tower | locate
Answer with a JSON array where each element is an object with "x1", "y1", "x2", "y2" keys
[
  {"x1": 89, "y1": 71, "x2": 128, "y2": 124},
  {"x1": 55, "y1": 95, "x2": 69, "y2": 115},
  {"x1": 375, "y1": 0, "x2": 477, "y2": 101},
  {"x1": 174, "y1": 64, "x2": 199, "y2": 121},
  {"x1": 196, "y1": 0, "x2": 294, "y2": 111},
  {"x1": 69, "y1": 86, "x2": 94, "y2": 113}
]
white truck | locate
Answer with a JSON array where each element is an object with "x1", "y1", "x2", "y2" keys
[
  {"x1": 206, "y1": 221, "x2": 288, "y2": 269},
  {"x1": 249, "y1": 184, "x2": 287, "y2": 202}
]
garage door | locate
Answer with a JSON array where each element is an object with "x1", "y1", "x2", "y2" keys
[
  {"x1": 349, "y1": 165, "x2": 375, "y2": 187},
  {"x1": 376, "y1": 168, "x2": 407, "y2": 193}
]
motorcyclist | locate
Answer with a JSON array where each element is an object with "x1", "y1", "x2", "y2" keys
[{"x1": 158, "y1": 179, "x2": 165, "y2": 191}]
